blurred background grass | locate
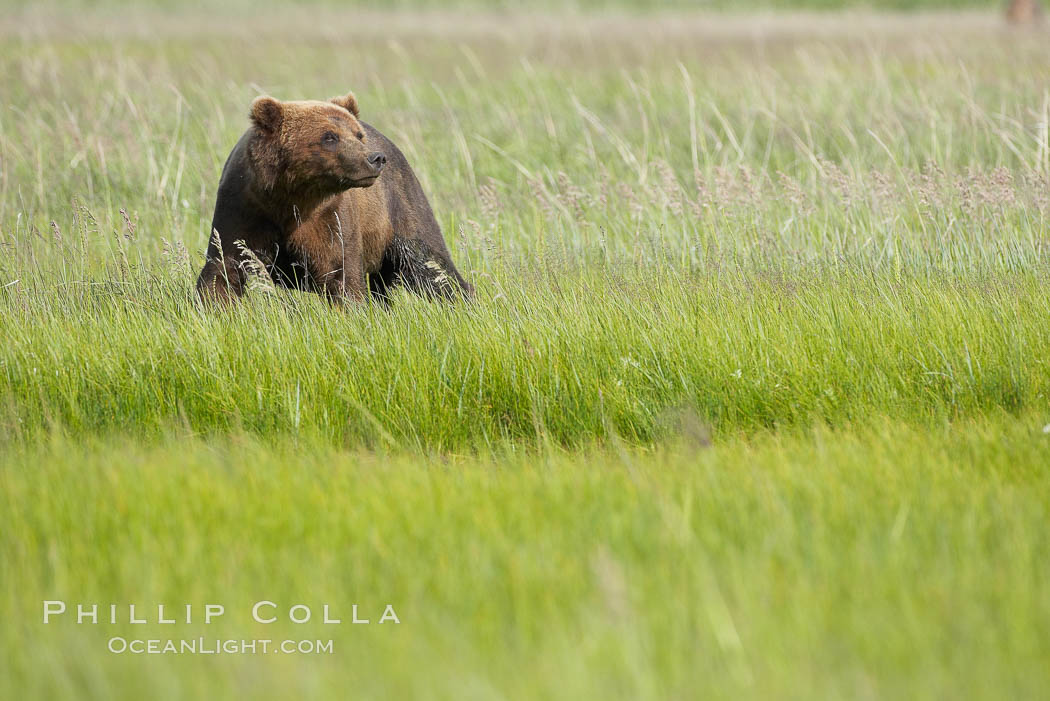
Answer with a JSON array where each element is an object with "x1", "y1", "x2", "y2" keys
[
  {"x1": 5, "y1": 415, "x2": 1050, "y2": 699},
  {"x1": 0, "y1": 0, "x2": 1015, "y2": 10}
]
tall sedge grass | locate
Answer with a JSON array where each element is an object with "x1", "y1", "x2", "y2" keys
[
  {"x1": 2, "y1": 13, "x2": 1049, "y2": 448},
  {"x1": 3, "y1": 266, "x2": 1049, "y2": 448}
]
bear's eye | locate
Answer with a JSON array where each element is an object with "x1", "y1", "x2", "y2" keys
[
  {"x1": 322, "y1": 131, "x2": 339, "y2": 145},
  {"x1": 356, "y1": 131, "x2": 365, "y2": 141}
]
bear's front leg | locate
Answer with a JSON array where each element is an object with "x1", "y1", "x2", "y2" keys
[
  {"x1": 319, "y1": 265, "x2": 367, "y2": 305},
  {"x1": 296, "y1": 217, "x2": 367, "y2": 306},
  {"x1": 393, "y1": 236, "x2": 474, "y2": 301},
  {"x1": 195, "y1": 235, "x2": 248, "y2": 305}
]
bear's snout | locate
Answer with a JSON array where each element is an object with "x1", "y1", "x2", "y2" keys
[{"x1": 367, "y1": 152, "x2": 387, "y2": 172}]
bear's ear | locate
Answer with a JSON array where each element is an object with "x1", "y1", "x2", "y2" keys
[
  {"x1": 250, "y1": 96, "x2": 283, "y2": 134},
  {"x1": 329, "y1": 92, "x2": 360, "y2": 117}
]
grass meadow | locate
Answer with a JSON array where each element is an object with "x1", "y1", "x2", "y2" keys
[{"x1": 2, "y1": 2, "x2": 1050, "y2": 698}]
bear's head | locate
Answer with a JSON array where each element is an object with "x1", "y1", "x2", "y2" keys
[{"x1": 247, "y1": 92, "x2": 387, "y2": 194}]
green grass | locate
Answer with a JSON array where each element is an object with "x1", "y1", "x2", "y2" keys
[
  {"x1": 3, "y1": 416, "x2": 1050, "y2": 699},
  {"x1": 2, "y1": 7, "x2": 1050, "y2": 699},
  {"x1": 4, "y1": 269, "x2": 1050, "y2": 448}
]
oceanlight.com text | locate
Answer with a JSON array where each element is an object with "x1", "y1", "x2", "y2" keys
[{"x1": 107, "y1": 637, "x2": 334, "y2": 655}]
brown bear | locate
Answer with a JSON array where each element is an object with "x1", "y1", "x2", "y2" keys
[{"x1": 196, "y1": 92, "x2": 473, "y2": 305}]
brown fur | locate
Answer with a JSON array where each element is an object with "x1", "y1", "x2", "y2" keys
[
  {"x1": 196, "y1": 92, "x2": 472, "y2": 306},
  {"x1": 1007, "y1": 0, "x2": 1042, "y2": 22}
]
